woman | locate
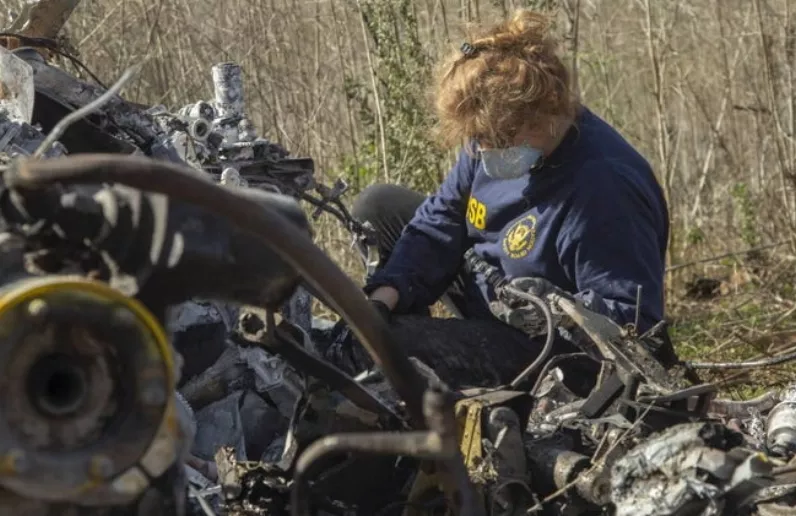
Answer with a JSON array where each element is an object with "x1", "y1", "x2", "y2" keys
[{"x1": 328, "y1": 9, "x2": 678, "y2": 390}]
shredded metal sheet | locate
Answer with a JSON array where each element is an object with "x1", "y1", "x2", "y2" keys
[{"x1": 611, "y1": 422, "x2": 772, "y2": 515}]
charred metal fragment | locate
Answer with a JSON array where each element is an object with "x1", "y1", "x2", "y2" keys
[
  {"x1": 611, "y1": 422, "x2": 774, "y2": 516},
  {"x1": 291, "y1": 385, "x2": 482, "y2": 516},
  {"x1": 709, "y1": 392, "x2": 780, "y2": 420},
  {"x1": 4, "y1": 26, "x2": 796, "y2": 516},
  {"x1": 212, "y1": 63, "x2": 245, "y2": 120},
  {"x1": 215, "y1": 446, "x2": 290, "y2": 515},
  {"x1": 233, "y1": 309, "x2": 400, "y2": 424}
]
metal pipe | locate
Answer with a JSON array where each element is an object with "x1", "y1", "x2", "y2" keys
[
  {"x1": 504, "y1": 286, "x2": 556, "y2": 389},
  {"x1": 422, "y1": 386, "x2": 483, "y2": 516},
  {"x1": 290, "y1": 386, "x2": 483, "y2": 516},
  {"x1": 212, "y1": 63, "x2": 244, "y2": 118},
  {"x1": 290, "y1": 431, "x2": 442, "y2": 516}
]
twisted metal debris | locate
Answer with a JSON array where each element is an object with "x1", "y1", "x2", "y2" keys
[{"x1": 3, "y1": 3, "x2": 796, "y2": 516}]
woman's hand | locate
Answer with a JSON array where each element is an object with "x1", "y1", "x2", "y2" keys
[
  {"x1": 368, "y1": 285, "x2": 399, "y2": 312},
  {"x1": 491, "y1": 276, "x2": 572, "y2": 337},
  {"x1": 322, "y1": 287, "x2": 397, "y2": 375}
]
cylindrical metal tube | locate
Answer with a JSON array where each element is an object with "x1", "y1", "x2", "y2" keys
[
  {"x1": 528, "y1": 441, "x2": 607, "y2": 506},
  {"x1": 526, "y1": 441, "x2": 590, "y2": 494},
  {"x1": 212, "y1": 62, "x2": 245, "y2": 118},
  {"x1": 188, "y1": 118, "x2": 211, "y2": 141},
  {"x1": 187, "y1": 101, "x2": 216, "y2": 121},
  {"x1": 767, "y1": 401, "x2": 796, "y2": 457},
  {"x1": 0, "y1": 276, "x2": 179, "y2": 508},
  {"x1": 525, "y1": 435, "x2": 611, "y2": 507}
]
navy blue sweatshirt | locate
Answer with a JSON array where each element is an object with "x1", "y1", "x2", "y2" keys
[{"x1": 365, "y1": 107, "x2": 669, "y2": 333}]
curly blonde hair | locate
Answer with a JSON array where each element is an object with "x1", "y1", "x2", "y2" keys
[{"x1": 433, "y1": 9, "x2": 577, "y2": 149}]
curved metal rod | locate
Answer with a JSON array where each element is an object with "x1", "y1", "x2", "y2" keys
[
  {"x1": 687, "y1": 346, "x2": 796, "y2": 370},
  {"x1": 530, "y1": 352, "x2": 590, "y2": 396},
  {"x1": 7, "y1": 154, "x2": 429, "y2": 427},
  {"x1": 290, "y1": 386, "x2": 482, "y2": 516},
  {"x1": 503, "y1": 287, "x2": 556, "y2": 389},
  {"x1": 290, "y1": 431, "x2": 443, "y2": 516}
]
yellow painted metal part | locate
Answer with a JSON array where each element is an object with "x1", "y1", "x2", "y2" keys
[
  {"x1": 0, "y1": 275, "x2": 179, "y2": 500},
  {"x1": 403, "y1": 389, "x2": 533, "y2": 515},
  {"x1": 0, "y1": 275, "x2": 174, "y2": 384},
  {"x1": 457, "y1": 398, "x2": 484, "y2": 470},
  {"x1": 404, "y1": 397, "x2": 487, "y2": 515}
]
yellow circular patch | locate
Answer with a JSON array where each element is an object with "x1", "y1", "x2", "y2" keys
[{"x1": 502, "y1": 214, "x2": 537, "y2": 259}]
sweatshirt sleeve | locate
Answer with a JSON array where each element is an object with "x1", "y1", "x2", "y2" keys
[
  {"x1": 364, "y1": 148, "x2": 477, "y2": 313},
  {"x1": 556, "y1": 159, "x2": 668, "y2": 332}
]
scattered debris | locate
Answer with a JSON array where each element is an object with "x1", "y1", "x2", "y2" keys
[{"x1": 4, "y1": 4, "x2": 796, "y2": 516}]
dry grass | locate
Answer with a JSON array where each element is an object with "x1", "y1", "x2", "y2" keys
[
  {"x1": 4, "y1": 0, "x2": 796, "y2": 395},
  {"x1": 669, "y1": 252, "x2": 796, "y2": 396}
]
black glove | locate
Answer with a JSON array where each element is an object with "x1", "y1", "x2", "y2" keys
[
  {"x1": 490, "y1": 277, "x2": 572, "y2": 337},
  {"x1": 501, "y1": 276, "x2": 568, "y2": 301},
  {"x1": 368, "y1": 299, "x2": 392, "y2": 322},
  {"x1": 323, "y1": 299, "x2": 391, "y2": 375},
  {"x1": 330, "y1": 299, "x2": 391, "y2": 340}
]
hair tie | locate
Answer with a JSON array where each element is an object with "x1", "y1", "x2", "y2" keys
[{"x1": 460, "y1": 42, "x2": 479, "y2": 58}]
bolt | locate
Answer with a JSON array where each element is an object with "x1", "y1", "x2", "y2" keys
[
  {"x1": 141, "y1": 383, "x2": 167, "y2": 407},
  {"x1": 26, "y1": 299, "x2": 48, "y2": 319},
  {"x1": 90, "y1": 454, "x2": 114, "y2": 479}
]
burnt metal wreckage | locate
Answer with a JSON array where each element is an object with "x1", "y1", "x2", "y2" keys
[{"x1": 2, "y1": 4, "x2": 796, "y2": 516}]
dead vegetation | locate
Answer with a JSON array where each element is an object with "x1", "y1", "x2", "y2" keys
[
  {"x1": 670, "y1": 253, "x2": 796, "y2": 396},
  {"x1": 5, "y1": 0, "x2": 796, "y2": 396}
]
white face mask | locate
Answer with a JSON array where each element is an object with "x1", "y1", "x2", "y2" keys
[{"x1": 480, "y1": 145, "x2": 544, "y2": 180}]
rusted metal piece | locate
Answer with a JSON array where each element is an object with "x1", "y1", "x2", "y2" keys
[
  {"x1": 524, "y1": 428, "x2": 611, "y2": 509},
  {"x1": 553, "y1": 295, "x2": 690, "y2": 394},
  {"x1": 525, "y1": 437, "x2": 589, "y2": 494},
  {"x1": 234, "y1": 310, "x2": 400, "y2": 425},
  {"x1": 580, "y1": 426, "x2": 629, "y2": 506},
  {"x1": 0, "y1": 277, "x2": 187, "y2": 507},
  {"x1": 179, "y1": 347, "x2": 256, "y2": 411}
]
